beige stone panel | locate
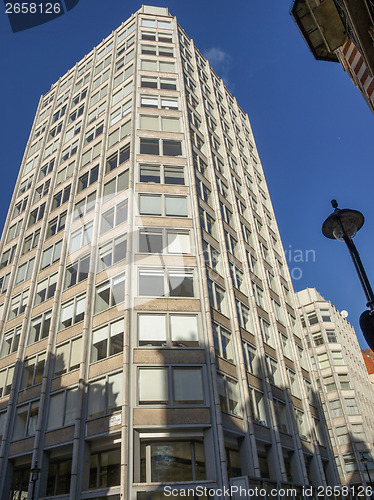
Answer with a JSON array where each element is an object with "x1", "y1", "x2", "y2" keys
[
  {"x1": 56, "y1": 324, "x2": 84, "y2": 344},
  {"x1": 44, "y1": 426, "x2": 75, "y2": 447},
  {"x1": 217, "y1": 358, "x2": 237, "y2": 378},
  {"x1": 51, "y1": 371, "x2": 80, "y2": 392},
  {"x1": 211, "y1": 310, "x2": 231, "y2": 330},
  {"x1": 247, "y1": 374, "x2": 263, "y2": 390},
  {"x1": 9, "y1": 437, "x2": 34, "y2": 457},
  {"x1": 138, "y1": 130, "x2": 184, "y2": 140},
  {"x1": 0, "y1": 353, "x2": 17, "y2": 370},
  {"x1": 133, "y1": 408, "x2": 211, "y2": 426},
  {"x1": 133, "y1": 348, "x2": 205, "y2": 365},
  {"x1": 86, "y1": 415, "x2": 121, "y2": 437},
  {"x1": 61, "y1": 281, "x2": 88, "y2": 302},
  {"x1": 241, "y1": 329, "x2": 256, "y2": 344},
  {"x1": 0, "y1": 398, "x2": 10, "y2": 410},
  {"x1": 135, "y1": 183, "x2": 188, "y2": 195},
  {"x1": 17, "y1": 385, "x2": 42, "y2": 404},
  {"x1": 134, "y1": 255, "x2": 196, "y2": 267},
  {"x1": 272, "y1": 386, "x2": 285, "y2": 401},
  {"x1": 279, "y1": 433, "x2": 294, "y2": 448},
  {"x1": 92, "y1": 308, "x2": 124, "y2": 330},
  {"x1": 31, "y1": 300, "x2": 54, "y2": 318},
  {"x1": 283, "y1": 357, "x2": 296, "y2": 371},
  {"x1": 221, "y1": 413, "x2": 244, "y2": 433},
  {"x1": 135, "y1": 216, "x2": 192, "y2": 228},
  {"x1": 137, "y1": 155, "x2": 187, "y2": 166},
  {"x1": 3, "y1": 318, "x2": 24, "y2": 333},
  {"x1": 263, "y1": 344, "x2": 277, "y2": 359},
  {"x1": 37, "y1": 260, "x2": 60, "y2": 281},
  {"x1": 301, "y1": 441, "x2": 314, "y2": 454},
  {"x1": 233, "y1": 289, "x2": 250, "y2": 305},
  {"x1": 24, "y1": 339, "x2": 48, "y2": 358},
  {"x1": 309, "y1": 405, "x2": 319, "y2": 417},
  {"x1": 134, "y1": 297, "x2": 201, "y2": 312},
  {"x1": 292, "y1": 396, "x2": 304, "y2": 410},
  {"x1": 89, "y1": 354, "x2": 123, "y2": 379}
]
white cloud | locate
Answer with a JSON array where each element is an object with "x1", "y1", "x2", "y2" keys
[{"x1": 203, "y1": 47, "x2": 233, "y2": 89}]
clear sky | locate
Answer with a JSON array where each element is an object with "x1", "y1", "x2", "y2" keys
[{"x1": 0, "y1": 0, "x2": 373, "y2": 347}]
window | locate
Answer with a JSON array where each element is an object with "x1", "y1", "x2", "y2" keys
[
  {"x1": 105, "y1": 143, "x2": 130, "y2": 173},
  {"x1": 338, "y1": 373, "x2": 351, "y2": 389},
  {"x1": 73, "y1": 192, "x2": 96, "y2": 220},
  {"x1": 38, "y1": 158, "x2": 55, "y2": 181},
  {"x1": 87, "y1": 101, "x2": 106, "y2": 124},
  {"x1": 94, "y1": 273, "x2": 125, "y2": 314},
  {"x1": 46, "y1": 211, "x2": 67, "y2": 238},
  {"x1": 139, "y1": 138, "x2": 182, "y2": 157},
  {"x1": 81, "y1": 141, "x2": 102, "y2": 168},
  {"x1": 344, "y1": 398, "x2": 358, "y2": 414},
  {"x1": 138, "y1": 313, "x2": 198, "y2": 347},
  {"x1": 324, "y1": 375, "x2": 337, "y2": 392},
  {"x1": 46, "y1": 457, "x2": 72, "y2": 496},
  {"x1": 331, "y1": 351, "x2": 344, "y2": 366},
  {"x1": 138, "y1": 439, "x2": 205, "y2": 483},
  {"x1": 87, "y1": 371, "x2": 122, "y2": 418},
  {"x1": 139, "y1": 228, "x2": 191, "y2": 255},
  {"x1": 294, "y1": 409, "x2": 308, "y2": 440},
  {"x1": 140, "y1": 164, "x2": 184, "y2": 185},
  {"x1": 77, "y1": 165, "x2": 99, "y2": 192},
  {"x1": 0, "y1": 273, "x2": 10, "y2": 295},
  {"x1": 70, "y1": 221, "x2": 93, "y2": 253},
  {"x1": 8, "y1": 291, "x2": 29, "y2": 320},
  {"x1": 138, "y1": 268, "x2": 194, "y2": 298},
  {"x1": 60, "y1": 140, "x2": 78, "y2": 164},
  {"x1": 217, "y1": 373, "x2": 240, "y2": 415},
  {"x1": 6, "y1": 220, "x2": 22, "y2": 243},
  {"x1": 63, "y1": 121, "x2": 82, "y2": 144},
  {"x1": 139, "y1": 194, "x2": 188, "y2": 217},
  {"x1": 320, "y1": 309, "x2": 331, "y2": 322},
  {"x1": 97, "y1": 235, "x2": 127, "y2": 271},
  {"x1": 113, "y1": 62, "x2": 133, "y2": 84},
  {"x1": 28, "y1": 311, "x2": 52, "y2": 344},
  {"x1": 64, "y1": 255, "x2": 90, "y2": 289},
  {"x1": 59, "y1": 295, "x2": 86, "y2": 330},
  {"x1": 68, "y1": 104, "x2": 84, "y2": 124},
  {"x1": 0, "y1": 327, "x2": 21, "y2": 358},
  {"x1": 265, "y1": 356, "x2": 280, "y2": 386},
  {"x1": 103, "y1": 170, "x2": 129, "y2": 200},
  {"x1": 0, "y1": 365, "x2": 15, "y2": 397},
  {"x1": 236, "y1": 301, "x2": 252, "y2": 331},
  {"x1": 138, "y1": 366, "x2": 204, "y2": 405},
  {"x1": 27, "y1": 203, "x2": 45, "y2": 227},
  {"x1": 52, "y1": 105, "x2": 66, "y2": 123},
  {"x1": 112, "y1": 81, "x2": 133, "y2": 106},
  {"x1": 13, "y1": 401, "x2": 39, "y2": 440},
  {"x1": 52, "y1": 185, "x2": 71, "y2": 210},
  {"x1": 89, "y1": 448, "x2": 121, "y2": 489},
  {"x1": 273, "y1": 399, "x2": 289, "y2": 433},
  {"x1": 202, "y1": 240, "x2": 220, "y2": 272},
  {"x1": 230, "y1": 263, "x2": 245, "y2": 293},
  {"x1": 54, "y1": 337, "x2": 82, "y2": 375},
  {"x1": 21, "y1": 353, "x2": 46, "y2": 389},
  {"x1": 0, "y1": 246, "x2": 16, "y2": 269},
  {"x1": 90, "y1": 82, "x2": 108, "y2": 107},
  {"x1": 212, "y1": 322, "x2": 234, "y2": 362},
  {"x1": 242, "y1": 340, "x2": 259, "y2": 375},
  {"x1": 326, "y1": 329, "x2": 337, "y2": 343},
  {"x1": 287, "y1": 369, "x2": 300, "y2": 397},
  {"x1": 35, "y1": 273, "x2": 57, "y2": 305},
  {"x1": 329, "y1": 400, "x2": 343, "y2": 417},
  {"x1": 13, "y1": 197, "x2": 28, "y2": 219},
  {"x1": 307, "y1": 312, "x2": 318, "y2": 326},
  {"x1": 110, "y1": 98, "x2": 132, "y2": 125},
  {"x1": 108, "y1": 120, "x2": 131, "y2": 148},
  {"x1": 21, "y1": 230, "x2": 40, "y2": 255},
  {"x1": 140, "y1": 76, "x2": 176, "y2": 90},
  {"x1": 100, "y1": 199, "x2": 128, "y2": 234},
  {"x1": 91, "y1": 318, "x2": 124, "y2": 362},
  {"x1": 47, "y1": 389, "x2": 78, "y2": 430},
  {"x1": 84, "y1": 122, "x2": 104, "y2": 146},
  {"x1": 41, "y1": 240, "x2": 62, "y2": 269},
  {"x1": 224, "y1": 231, "x2": 238, "y2": 257},
  {"x1": 317, "y1": 352, "x2": 330, "y2": 369},
  {"x1": 33, "y1": 178, "x2": 50, "y2": 203}
]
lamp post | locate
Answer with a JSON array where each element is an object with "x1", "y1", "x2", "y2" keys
[
  {"x1": 360, "y1": 454, "x2": 374, "y2": 493},
  {"x1": 322, "y1": 200, "x2": 374, "y2": 350},
  {"x1": 30, "y1": 461, "x2": 40, "y2": 500}
]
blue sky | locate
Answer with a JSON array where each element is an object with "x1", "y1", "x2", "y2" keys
[{"x1": 0, "y1": 0, "x2": 373, "y2": 347}]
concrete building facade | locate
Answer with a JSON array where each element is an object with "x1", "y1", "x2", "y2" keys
[
  {"x1": 296, "y1": 288, "x2": 374, "y2": 488},
  {"x1": 0, "y1": 6, "x2": 338, "y2": 499}
]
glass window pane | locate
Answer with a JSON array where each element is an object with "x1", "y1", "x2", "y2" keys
[
  {"x1": 173, "y1": 368, "x2": 203, "y2": 404},
  {"x1": 139, "y1": 195, "x2": 161, "y2": 215},
  {"x1": 139, "y1": 270, "x2": 164, "y2": 296},
  {"x1": 165, "y1": 196, "x2": 187, "y2": 217},
  {"x1": 138, "y1": 314, "x2": 166, "y2": 346},
  {"x1": 139, "y1": 368, "x2": 168, "y2": 403},
  {"x1": 170, "y1": 315, "x2": 198, "y2": 346}
]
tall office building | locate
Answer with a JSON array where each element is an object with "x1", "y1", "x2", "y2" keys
[
  {"x1": 0, "y1": 6, "x2": 338, "y2": 499},
  {"x1": 296, "y1": 288, "x2": 374, "y2": 488}
]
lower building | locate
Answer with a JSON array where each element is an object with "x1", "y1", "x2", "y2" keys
[
  {"x1": 296, "y1": 288, "x2": 374, "y2": 487},
  {"x1": 362, "y1": 348, "x2": 374, "y2": 386}
]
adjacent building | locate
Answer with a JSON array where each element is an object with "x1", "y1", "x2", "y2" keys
[
  {"x1": 291, "y1": 0, "x2": 374, "y2": 113},
  {"x1": 362, "y1": 348, "x2": 374, "y2": 386},
  {"x1": 296, "y1": 288, "x2": 374, "y2": 487},
  {"x1": 0, "y1": 5, "x2": 339, "y2": 499}
]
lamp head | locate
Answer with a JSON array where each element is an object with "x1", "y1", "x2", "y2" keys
[{"x1": 322, "y1": 200, "x2": 364, "y2": 241}]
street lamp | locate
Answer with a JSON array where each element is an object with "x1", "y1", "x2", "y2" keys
[
  {"x1": 322, "y1": 200, "x2": 374, "y2": 350},
  {"x1": 30, "y1": 461, "x2": 40, "y2": 500},
  {"x1": 360, "y1": 453, "x2": 374, "y2": 490}
]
